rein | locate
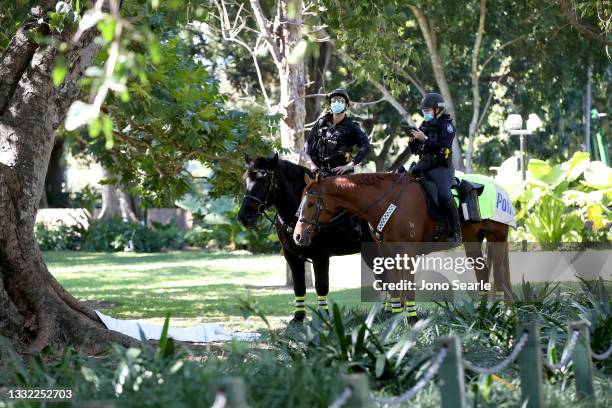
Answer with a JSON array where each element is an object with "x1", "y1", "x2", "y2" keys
[{"x1": 300, "y1": 173, "x2": 412, "y2": 231}]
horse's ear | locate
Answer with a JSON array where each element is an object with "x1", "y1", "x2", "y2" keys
[
  {"x1": 304, "y1": 173, "x2": 313, "y2": 185},
  {"x1": 315, "y1": 172, "x2": 322, "y2": 184},
  {"x1": 270, "y1": 152, "x2": 279, "y2": 166},
  {"x1": 244, "y1": 153, "x2": 252, "y2": 164}
]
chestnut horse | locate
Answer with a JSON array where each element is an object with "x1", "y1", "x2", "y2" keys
[{"x1": 293, "y1": 172, "x2": 512, "y2": 312}]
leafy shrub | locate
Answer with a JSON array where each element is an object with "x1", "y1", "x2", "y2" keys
[
  {"x1": 35, "y1": 222, "x2": 84, "y2": 251},
  {"x1": 493, "y1": 152, "x2": 611, "y2": 244},
  {"x1": 151, "y1": 221, "x2": 186, "y2": 251},
  {"x1": 81, "y1": 218, "x2": 185, "y2": 253},
  {"x1": 81, "y1": 217, "x2": 132, "y2": 252},
  {"x1": 184, "y1": 226, "x2": 213, "y2": 247}
]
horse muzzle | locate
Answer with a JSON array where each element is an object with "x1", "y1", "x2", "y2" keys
[{"x1": 293, "y1": 229, "x2": 311, "y2": 247}]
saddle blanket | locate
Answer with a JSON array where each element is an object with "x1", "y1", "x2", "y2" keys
[
  {"x1": 95, "y1": 310, "x2": 261, "y2": 343},
  {"x1": 455, "y1": 174, "x2": 517, "y2": 228}
]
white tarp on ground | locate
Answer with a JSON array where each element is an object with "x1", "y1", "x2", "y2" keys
[{"x1": 95, "y1": 311, "x2": 260, "y2": 343}]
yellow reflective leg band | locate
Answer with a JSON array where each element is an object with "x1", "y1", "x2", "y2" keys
[
  {"x1": 318, "y1": 295, "x2": 328, "y2": 310},
  {"x1": 295, "y1": 296, "x2": 306, "y2": 312},
  {"x1": 391, "y1": 297, "x2": 402, "y2": 313}
]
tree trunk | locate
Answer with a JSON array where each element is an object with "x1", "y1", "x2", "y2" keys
[
  {"x1": 251, "y1": 0, "x2": 312, "y2": 286},
  {"x1": 276, "y1": 0, "x2": 306, "y2": 164},
  {"x1": 305, "y1": 41, "x2": 332, "y2": 123},
  {"x1": 98, "y1": 167, "x2": 139, "y2": 222},
  {"x1": 44, "y1": 136, "x2": 66, "y2": 207},
  {"x1": 465, "y1": 0, "x2": 487, "y2": 173},
  {"x1": 0, "y1": 3, "x2": 135, "y2": 351},
  {"x1": 410, "y1": 5, "x2": 465, "y2": 171}
]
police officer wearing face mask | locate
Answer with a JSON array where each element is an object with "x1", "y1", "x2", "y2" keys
[
  {"x1": 304, "y1": 88, "x2": 371, "y2": 176},
  {"x1": 408, "y1": 92, "x2": 462, "y2": 246}
]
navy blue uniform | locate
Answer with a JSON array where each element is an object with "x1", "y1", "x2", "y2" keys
[
  {"x1": 408, "y1": 113, "x2": 456, "y2": 202},
  {"x1": 305, "y1": 113, "x2": 371, "y2": 173}
]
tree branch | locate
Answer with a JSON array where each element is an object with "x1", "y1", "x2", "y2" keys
[
  {"x1": 554, "y1": 0, "x2": 612, "y2": 46},
  {"x1": 250, "y1": 0, "x2": 283, "y2": 67}
]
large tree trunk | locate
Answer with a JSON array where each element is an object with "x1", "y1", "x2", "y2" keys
[
  {"x1": 0, "y1": 3, "x2": 135, "y2": 351},
  {"x1": 276, "y1": 0, "x2": 306, "y2": 164},
  {"x1": 98, "y1": 167, "x2": 140, "y2": 222}
]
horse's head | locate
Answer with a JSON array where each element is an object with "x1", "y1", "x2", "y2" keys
[
  {"x1": 293, "y1": 172, "x2": 338, "y2": 246},
  {"x1": 238, "y1": 153, "x2": 279, "y2": 228}
]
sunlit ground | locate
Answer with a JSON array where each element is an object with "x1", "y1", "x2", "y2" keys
[
  {"x1": 44, "y1": 250, "x2": 605, "y2": 333},
  {"x1": 44, "y1": 250, "x2": 371, "y2": 331}
]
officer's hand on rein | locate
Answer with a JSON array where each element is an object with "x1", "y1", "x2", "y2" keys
[{"x1": 333, "y1": 162, "x2": 355, "y2": 174}]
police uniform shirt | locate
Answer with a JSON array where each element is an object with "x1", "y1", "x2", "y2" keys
[
  {"x1": 408, "y1": 113, "x2": 455, "y2": 157},
  {"x1": 305, "y1": 113, "x2": 371, "y2": 167}
]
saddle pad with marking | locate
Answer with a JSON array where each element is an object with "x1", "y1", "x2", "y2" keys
[{"x1": 455, "y1": 174, "x2": 517, "y2": 228}]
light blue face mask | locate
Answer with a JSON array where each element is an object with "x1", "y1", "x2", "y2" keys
[
  {"x1": 422, "y1": 111, "x2": 434, "y2": 121},
  {"x1": 331, "y1": 101, "x2": 346, "y2": 113}
]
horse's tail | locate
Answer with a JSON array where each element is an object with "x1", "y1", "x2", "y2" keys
[{"x1": 484, "y1": 238, "x2": 511, "y2": 299}]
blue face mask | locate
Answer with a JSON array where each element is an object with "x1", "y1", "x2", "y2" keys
[
  {"x1": 423, "y1": 111, "x2": 434, "y2": 121},
  {"x1": 331, "y1": 101, "x2": 346, "y2": 113}
]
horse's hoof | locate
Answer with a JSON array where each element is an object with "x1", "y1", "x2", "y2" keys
[
  {"x1": 289, "y1": 312, "x2": 306, "y2": 326},
  {"x1": 408, "y1": 316, "x2": 418, "y2": 326}
]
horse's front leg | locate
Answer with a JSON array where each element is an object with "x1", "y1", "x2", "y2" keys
[
  {"x1": 312, "y1": 256, "x2": 330, "y2": 315},
  {"x1": 285, "y1": 252, "x2": 307, "y2": 322}
]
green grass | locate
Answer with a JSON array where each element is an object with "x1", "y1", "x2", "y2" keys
[{"x1": 44, "y1": 250, "x2": 366, "y2": 331}]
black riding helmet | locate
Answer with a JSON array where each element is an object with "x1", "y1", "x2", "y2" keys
[
  {"x1": 328, "y1": 88, "x2": 350, "y2": 107},
  {"x1": 420, "y1": 92, "x2": 445, "y2": 110}
]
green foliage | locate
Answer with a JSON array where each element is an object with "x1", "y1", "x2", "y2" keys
[
  {"x1": 2, "y1": 288, "x2": 610, "y2": 406},
  {"x1": 76, "y1": 217, "x2": 186, "y2": 253},
  {"x1": 493, "y1": 152, "x2": 612, "y2": 243},
  {"x1": 35, "y1": 222, "x2": 85, "y2": 251}
]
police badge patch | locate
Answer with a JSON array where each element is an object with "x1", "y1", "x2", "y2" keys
[{"x1": 446, "y1": 123, "x2": 454, "y2": 133}]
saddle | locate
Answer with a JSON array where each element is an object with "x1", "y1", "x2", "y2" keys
[{"x1": 416, "y1": 175, "x2": 484, "y2": 241}]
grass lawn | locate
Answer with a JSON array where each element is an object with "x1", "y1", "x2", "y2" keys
[{"x1": 44, "y1": 250, "x2": 369, "y2": 331}]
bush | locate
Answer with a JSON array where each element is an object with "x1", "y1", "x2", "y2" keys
[
  {"x1": 35, "y1": 222, "x2": 84, "y2": 251},
  {"x1": 80, "y1": 218, "x2": 186, "y2": 253},
  {"x1": 184, "y1": 226, "x2": 213, "y2": 247},
  {"x1": 151, "y1": 221, "x2": 186, "y2": 250},
  {"x1": 81, "y1": 217, "x2": 132, "y2": 252}
]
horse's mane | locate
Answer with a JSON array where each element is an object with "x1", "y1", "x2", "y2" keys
[{"x1": 326, "y1": 172, "x2": 413, "y2": 191}]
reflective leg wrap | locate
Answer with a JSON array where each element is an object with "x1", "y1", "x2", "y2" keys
[
  {"x1": 495, "y1": 291, "x2": 504, "y2": 301},
  {"x1": 295, "y1": 296, "x2": 306, "y2": 313},
  {"x1": 384, "y1": 301, "x2": 392, "y2": 312},
  {"x1": 391, "y1": 297, "x2": 402, "y2": 313},
  {"x1": 318, "y1": 295, "x2": 328, "y2": 311},
  {"x1": 404, "y1": 300, "x2": 417, "y2": 317}
]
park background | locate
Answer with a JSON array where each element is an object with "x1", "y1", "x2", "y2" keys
[{"x1": 0, "y1": 0, "x2": 610, "y2": 407}]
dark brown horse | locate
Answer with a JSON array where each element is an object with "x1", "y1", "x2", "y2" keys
[{"x1": 293, "y1": 172, "x2": 512, "y2": 310}]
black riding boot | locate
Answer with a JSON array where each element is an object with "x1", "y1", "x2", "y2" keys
[{"x1": 442, "y1": 198, "x2": 462, "y2": 246}]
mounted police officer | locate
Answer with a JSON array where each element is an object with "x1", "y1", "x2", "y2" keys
[
  {"x1": 303, "y1": 88, "x2": 371, "y2": 239},
  {"x1": 304, "y1": 88, "x2": 371, "y2": 176},
  {"x1": 407, "y1": 92, "x2": 462, "y2": 246}
]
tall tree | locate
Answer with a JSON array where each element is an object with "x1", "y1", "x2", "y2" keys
[{"x1": 0, "y1": 0, "x2": 135, "y2": 351}]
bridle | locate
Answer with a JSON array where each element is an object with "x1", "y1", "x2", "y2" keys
[
  {"x1": 297, "y1": 189, "x2": 336, "y2": 233},
  {"x1": 242, "y1": 168, "x2": 277, "y2": 224},
  {"x1": 297, "y1": 172, "x2": 411, "y2": 234}
]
